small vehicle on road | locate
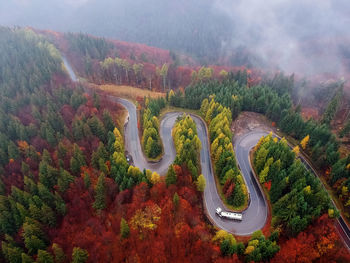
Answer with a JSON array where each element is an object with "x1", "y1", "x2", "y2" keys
[
  {"x1": 216, "y1": 207, "x2": 243, "y2": 221},
  {"x1": 125, "y1": 152, "x2": 133, "y2": 165}
]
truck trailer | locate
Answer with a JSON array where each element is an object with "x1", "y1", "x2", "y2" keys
[{"x1": 216, "y1": 207, "x2": 243, "y2": 221}]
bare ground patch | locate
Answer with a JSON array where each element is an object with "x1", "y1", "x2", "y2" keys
[{"x1": 232, "y1": 112, "x2": 276, "y2": 141}]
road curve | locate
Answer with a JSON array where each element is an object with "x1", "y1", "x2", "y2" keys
[
  {"x1": 62, "y1": 56, "x2": 268, "y2": 235},
  {"x1": 62, "y1": 56, "x2": 350, "y2": 242}
]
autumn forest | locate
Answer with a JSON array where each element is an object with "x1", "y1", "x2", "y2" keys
[{"x1": 1, "y1": 12, "x2": 350, "y2": 262}]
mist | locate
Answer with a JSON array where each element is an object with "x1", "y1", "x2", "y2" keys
[
  {"x1": 1, "y1": 0, "x2": 350, "y2": 77},
  {"x1": 214, "y1": 0, "x2": 350, "y2": 76}
]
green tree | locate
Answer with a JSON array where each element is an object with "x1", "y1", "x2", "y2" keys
[
  {"x1": 22, "y1": 218, "x2": 47, "y2": 255},
  {"x1": 52, "y1": 243, "x2": 66, "y2": 263},
  {"x1": 70, "y1": 144, "x2": 86, "y2": 175},
  {"x1": 2, "y1": 237, "x2": 23, "y2": 263},
  {"x1": 255, "y1": 146, "x2": 268, "y2": 173},
  {"x1": 40, "y1": 204, "x2": 56, "y2": 227},
  {"x1": 36, "y1": 250, "x2": 54, "y2": 263},
  {"x1": 71, "y1": 247, "x2": 89, "y2": 263},
  {"x1": 196, "y1": 174, "x2": 206, "y2": 192},
  {"x1": 232, "y1": 184, "x2": 245, "y2": 207},
  {"x1": 22, "y1": 253, "x2": 34, "y2": 263},
  {"x1": 93, "y1": 173, "x2": 106, "y2": 210},
  {"x1": 120, "y1": 218, "x2": 130, "y2": 239},
  {"x1": 83, "y1": 172, "x2": 91, "y2": 189},
  {"x1": 173, "y1": 192, "x2": 180, "y2": 210},
  {"x1": 8, "y1": 141, "x2": 19, "y2": 160},
  {"x1": 165, "y1": 165, "x2": 177, "y2": 186}
]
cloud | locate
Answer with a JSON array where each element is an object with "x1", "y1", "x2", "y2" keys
[{"x1": 213, "y1": 0, "x2": 350, "y2": 75}]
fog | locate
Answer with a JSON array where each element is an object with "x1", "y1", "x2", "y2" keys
[{"x1": 1, "y1": 0, "x2": 350, "y2": 76}]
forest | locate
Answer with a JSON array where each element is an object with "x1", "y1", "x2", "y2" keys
[
  {"x1": 199, "y1": 98, "x2": 247, "y2": 208},
  {"x1": 0, "y1": 26, "x2": 350, "y2": 263},
  {"x1": 140, "y1": 97, "x2": 166, "y2": 159},
  {"x1": 254, "y1": 134, "x2": 334, "y2": 235}
]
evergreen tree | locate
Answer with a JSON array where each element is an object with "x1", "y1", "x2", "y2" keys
[
  {"x1": 71, "y1": 247, "x2": 89, "y2": 263},
  {"x1": 93, "y1": 173, "x2": 106, "y2": 210},
  {"x1": 120, "y1": 218, "x2": 130, "y2": 239},
  {"x1": 70, "y1": 144, "x2": 86, "y2": 175},
  {"x1": 232, "y1": 184, "x2": 245, "y2": 207},
  {"x1": 83, "y1": 172, "x2": 91, "y2": 189},
  {"x1": 21, "y1": 253, "x2": 34, "y2": 263},
  {"x1": 40, "y1": 204, "x2": 56, "y2": 227},
  {"x1": 173, "y1": 192, "x2": 180, "y2": 210},
  {"x1": 165, "y1": 165, "x2": 177, "y2": 186},
  {"x1": 36, "y1": 250, "x2": 54, "y2": 263},
  {"x1": 52, "y1": 243, "x2": 66, "y2": 263}
]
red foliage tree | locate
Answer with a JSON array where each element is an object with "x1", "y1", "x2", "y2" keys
[{"x1": 272, "y1": 214, "x2": 350, "y2": 263}]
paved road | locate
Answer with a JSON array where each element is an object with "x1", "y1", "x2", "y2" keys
[
  {"x1": 111, "y1": 97, "x2": 269, "y2": 235},
  {"x1": 62, "y1": 56, "x2": 269, "y2": 235}
]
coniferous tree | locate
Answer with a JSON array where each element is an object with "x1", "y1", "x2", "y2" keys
[
  {"x1": 71, "y1": 247, "x2": 89, "y2": 263},
  {"x1": 165, "y1": 165, "x2": 177, "y2": 186},
  {"x1": 120, "y1": 218, "x2": 130, "y2": 239},
  {"x1": 36, "y1": 250, "x2": 54, "y2": 263},
  {"x1": 52, "y1": 243, "x2": 66, "y2": 263},
  {"x1": 93, "y1": 173, "x2": 106, "y2": 210}
]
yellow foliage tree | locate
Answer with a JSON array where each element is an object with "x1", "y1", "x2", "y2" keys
[
  {"x1": 292, "y1": 145, "x2": 300, "y2": 156},
  {"x1": 212, "y1": 230, "x2": 236, "y2": 246},
  {"x1": 300, "y1": 135, "x2": 310, "y2": 150},
  {"x1": 150, "y1": 172, "x2": 160, "y2": 185},
  {"x1": 219, "y1": 69, "x2": 228, "y2": 78},
  {"x1": 245, "y1": 245, "x2": 255, "y2": 254},
  {"x1": 248, "y1": 239, "x2": 259, "y2": 247},
  {"x1": 196, "y1": 174, "x2": 206, "y2": 192},
  {"x1": 304, "y1": 185, "x2": 311, "y2": 194},
  {"x1": 130, "y1": 204, "x2": 162, "y2": 235}
]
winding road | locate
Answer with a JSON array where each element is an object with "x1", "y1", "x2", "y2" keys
[
  {"x1": 114, "y1": 98, "x2": 268, "y2": 235},
  {"x1": 61, "y1": 56, "x2": 269, "y2": 235},
  {"x1": 62, "y1": 56, "x2": 350, "y2": 242}
]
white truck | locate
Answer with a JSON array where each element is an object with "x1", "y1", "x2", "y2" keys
[{"x1": 216, "y1": 207, "x2": 243, "y2": 221}]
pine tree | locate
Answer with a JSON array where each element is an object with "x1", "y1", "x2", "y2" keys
[
  {"x1": 8, "y1": 141, "x2": 19, "y2": 160},
  {"x1": 2, "y1": 236, "x2": 23, "y2": 263},
  {"x1": 57, "y1": 169, "x2": 74, "y2": 193},
  {"x1": 120, "y1": 218, "x2": 130, "y2": 239},
  {"x1": 165, "y1": 165, "x2": 177, "y2": 186},
  {"x1": 232, "y1": 184, "x2": 245, "y2": 207},
  {"x1": 36, "y1": 250, "x2": 54, "y2": 263},
  {"x1": 40, "y1": 204, "x2": 56, "y2": 227},
  {"x1": 71, "y1": 247, "x2": 89, "y2": 263},
  {"x1": 21, "y1": 253, "x2": 34, "y2": 263},
  {"x1": 93, "y1": 173, "x2": 106, "y2": 210},
  {"x1": 255, "y1": 147, "x2": 268, "y2": 173},
  {"x1": 83, "y1": 172, "x2": 91, "y2": 189},
  {"x1": 70, "y1": 144, "x2": 86, "y2": 175},
  {"x1": 173, "y1": 192, "x2": 180, "y2": 210},
  {"x1": 52, "y1": 243, "x2": 66, "y2": 263},
  {"x1": 259, "y1": 166, "x2": 269, "y2": 183},
  {"x1": 54, "y1": 192, "x2": 66, "y2": 216},
  {"x1": 22, "y1": 218, "x2": 47, "y2": 255}
]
